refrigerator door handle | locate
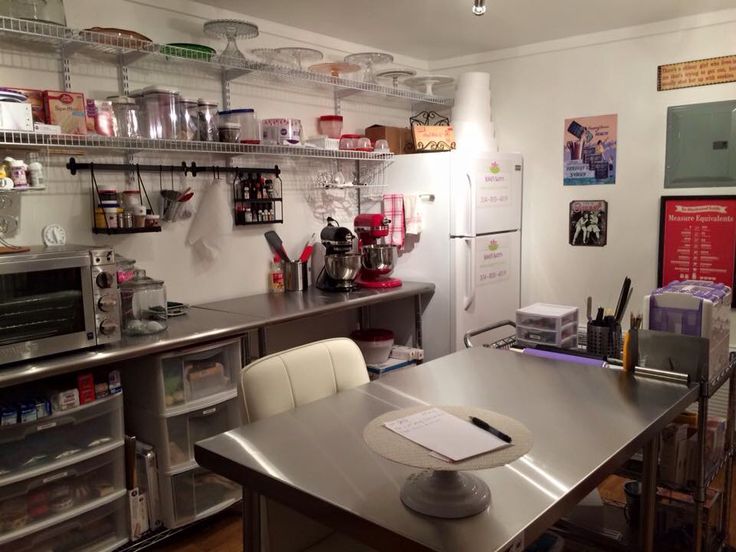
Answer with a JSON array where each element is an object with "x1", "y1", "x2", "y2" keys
[
  {"x1": 465, "y1": 172, "x2": 476, "y2": 236},
  {"x1": 463, "y1": 237, "x2": 476, "y2": 310}
]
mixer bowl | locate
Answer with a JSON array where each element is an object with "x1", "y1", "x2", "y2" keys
[
  {"x1": 324, "y1": 253, "x2": 362, "y2": 281},
  {"x1": 361, "y1": 244, "x2": 397, "y2": 276}
]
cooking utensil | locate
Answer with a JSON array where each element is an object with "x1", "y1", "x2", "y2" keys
[
  {"x1": 264, "y1": 230, "x2": 290, "y2": 262},
  {"x1": 298, "y1": 233, "x2": 316, "y2": 263},
  {"x1": 586, "y1": 296, "x2": 592, "y2": 322},
  {"x1": 324, "y1": 253, "x2": 361, "y2": 281},
  {"x1": 613, "y1": 277, "x2": 632, "y2": 323}
]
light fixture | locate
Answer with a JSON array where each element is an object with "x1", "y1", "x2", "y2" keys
[{"x1": 472, "y1": 0, "x2": 486, "y2": 16}]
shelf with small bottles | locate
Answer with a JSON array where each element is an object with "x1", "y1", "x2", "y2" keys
[{"x1": 232, "y1": 169, "x2": 283, "y2": 226}]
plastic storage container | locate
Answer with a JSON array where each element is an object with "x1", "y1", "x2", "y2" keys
[
  {"x1": 121, "y1": 339, "x2": 241, "y2": 414},
  {"x1": 0, "y1": 393, "x2": 124, "y2": 487},
  {"x1": 140, "y1": 87, "x2": 179, "y2": 140},
  {"x1": 159, "y1": 467, "x2": 239, "y2": 528},
  {"x1": 318, "y1": 115, "x2": 343, "y2": 139},
  {"x1": 119, "y1": 269, "x2": 167, "y2": 336},
  {"x1": 197, "y1": 99, "x2": 218, "y2": 142},
  {"x1": 0, "y1": 447, "x2": 125, "y2": 545},
  {"x1": 350, "y1": 329, "x2": 395, "y2": 364},
  {"x1": 177, "y1": 97, "x2": 199, "y2": 141},
  {"x1": 262, "y1": 118, "x2": 301, "y2": 145},
  {"x1": 125, "y1": 397, "x2": 240, "y2": 473},
  {"x1": 516, "y1": 303, "x2": 579, "y2": 332},
  {"x1": 0, "y1": 0, "x2": 67, "y2": 25},
  {"x1": 109, "y1": 96, "x2": 141, "y2": 139},
  {"x1": 218, "y1": 109, "x2": 259, "y2": 143},
  {"x1": 11, "y1": 493, "x2": 128, "y2": 552},
  {"x1": 516, "y1": 321, "x2": 578, "y2": 347}
]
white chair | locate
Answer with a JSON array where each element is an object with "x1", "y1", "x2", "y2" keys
[{"x1": 238, "y1": 338, "x2": 375, "y2": 552}]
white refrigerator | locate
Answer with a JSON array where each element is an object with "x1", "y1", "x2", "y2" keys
[{"x1": 373, "y1": 151, "x2": 523, "y2": 360}]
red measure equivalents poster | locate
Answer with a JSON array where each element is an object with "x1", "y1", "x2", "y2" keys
[{"x1": 659, "y1": 196, "x2": 736, "y2": 288}]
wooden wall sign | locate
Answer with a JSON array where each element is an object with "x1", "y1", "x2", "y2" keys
[{"x1": 658, "y1": 55, "x2": 736, "y2": 91}]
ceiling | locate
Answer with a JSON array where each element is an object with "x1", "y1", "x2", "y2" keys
[{"x1": 198, "y1": 0, "x2": 736, "y2": 60}]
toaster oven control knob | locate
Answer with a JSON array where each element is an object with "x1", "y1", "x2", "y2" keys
[
  {"x1": 99, "y1": 319, "x2": 119, "y2": 336},
  {"x1": 96, "y1": 272, "x2": 115, "y2": 289},
  {"x1": 98, "y1": 294, "x2": 117, "y2": 312}
]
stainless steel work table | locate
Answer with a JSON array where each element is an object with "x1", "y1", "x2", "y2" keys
[
  {"x1": 195, "y1": 346, "x2": 699, "y2": 552},
  {"x1": 0, "y1": 307, "x2": 262, "y2": 389},
  {"x1": 196, "y1": 281, "x2": 435, "y2": 354}
]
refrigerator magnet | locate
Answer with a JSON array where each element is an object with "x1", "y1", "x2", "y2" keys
[{"x1": 569, "y1": 200, "x2": 607, "y2": 246}]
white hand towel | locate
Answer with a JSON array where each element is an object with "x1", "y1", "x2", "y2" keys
[
  {"x1": 404, "y1": 194, "x2": 423, "y2": 235},
  {"x1": 186, "y1": 178, "x2": 232, "y2": 261}
]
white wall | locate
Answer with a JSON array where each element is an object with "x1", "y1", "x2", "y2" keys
[
  {"x1": 1, "y1": 0, "x2": 425, "y2": 307},
  {"x1": 431, "y1": 10, "x2": 736, "y2": 336}
]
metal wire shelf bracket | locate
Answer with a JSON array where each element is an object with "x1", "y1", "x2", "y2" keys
[
  {"x1": 0, "y1": 131, "x2": 395, "y2": 161},
  {"x1": 0, "y1": 16, "x2": 453, "y2": 108}
]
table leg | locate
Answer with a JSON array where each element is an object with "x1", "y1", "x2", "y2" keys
[
  {"x1": 258, "y1": 327, "x2": 268, "y2": 358},
  {"x1": 243, "y1": 487, "x2": 261, "y2": 552},
  {"x1": 414, "y1": 294, "x2": 423, "y2": 352},
  {"x1": 640, "y1": 436, "x2": 659, "y2": 552}
]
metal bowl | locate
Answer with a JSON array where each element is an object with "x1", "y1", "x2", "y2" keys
[
  {"x1": 361, "y1": 244, "x2": 396, "y2": 276},
  {"x1": 324, "y1": 253, "x2": 362, "y2": 281}
]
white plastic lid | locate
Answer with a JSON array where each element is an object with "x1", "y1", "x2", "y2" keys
[{"x1": 517, "y1": 303, "x2": 578, "y2": 317}]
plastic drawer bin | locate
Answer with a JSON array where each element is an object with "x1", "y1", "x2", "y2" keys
[
  {"x1": 126, "y1": 397, "x2": 240, "y2": 473},
  {"x1": 0, "y1": 446, "x2": 125, "y2": 545},
  {"x1": 11, "y1": 493, "x2": 128, "y2": 552},
  {"x1": 0, "y1": 393, "x2": 124, "y2": 487},
  {"x1": 516, "y1": 321, "x2": 578, "y2": 346},
  {"x1": 121, "y1": 339, "x2": 241, "y2": 415},
  {"x1": 159, "y1": 467, "x2": 239, "y2": 529},
  {"x1": 517, "y1": 333, "x2": 578, "y2": 350},
  {"x1": 516, "y1": 303, "x2": 578, "y2": 332}
]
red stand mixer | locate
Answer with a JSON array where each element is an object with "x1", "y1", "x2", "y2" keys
[{"x1": 354, "y1": 213, "x2": 402, "y2": 288}]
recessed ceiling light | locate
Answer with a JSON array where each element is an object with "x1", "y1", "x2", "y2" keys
[{"x1": 472, "y1": 0, "x2": 487, "y2": 16}]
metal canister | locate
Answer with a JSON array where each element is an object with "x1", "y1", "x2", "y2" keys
[{"x1": 283, "y1": 261, "x2": 309, "y2": 291}]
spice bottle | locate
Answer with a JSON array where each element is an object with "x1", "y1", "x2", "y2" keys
[{"x1": 269, "y1": 255, "x2": 285, "y2": 293}]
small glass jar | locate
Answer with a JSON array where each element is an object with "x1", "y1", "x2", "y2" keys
[
  {"x1": 9, "y1": 160, "x2": 28, "y2": 188},
  {"x1": 109, "y1": 96, "x2": 142, "y2": 139},
  {"x1": 197, "y1": 99, "x2": 219, "y2": 142},
  {"x1": 119, "y1": 269, "x2": 168, "y2": 336},
  {"x1": 177, "y1": 97, "x2": 200, "y2": 141}
]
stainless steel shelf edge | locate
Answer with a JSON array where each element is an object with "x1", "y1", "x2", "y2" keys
[{"x1": 0, "y1": 16, "x2": 452, "y2": 107}]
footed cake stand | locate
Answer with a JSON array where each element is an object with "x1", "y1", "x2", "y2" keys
[
  {"x1": 344, "y1": 52, "x2": 394, "y2": 84},
  {"x1": 376, "y1": 68, "x2": 417, "y2": 88},
  {"x1": 363, "y1": 405, "x2": 533, "y2": 518},
  {"x1": 203, "y1": 19, "x2": 259, "y2": 61},
  {"x1": 403, "y1": 75, "x2": 455, "y2": 95}
]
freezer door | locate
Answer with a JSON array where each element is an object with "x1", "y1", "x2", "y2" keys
[
  {"x1": 450, "y1": 231, "x2": 521, "y2": 351},
  {"x1": 451, "y1": 152, "x2": 523, "y2": 236}
]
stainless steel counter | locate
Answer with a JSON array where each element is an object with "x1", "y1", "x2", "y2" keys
[
  {"x1": 196, "y1": 281, "x2": 435, "y2": 326},
  {"x1": 195, "y1": 346, "x2": 698, "y2": 552}
]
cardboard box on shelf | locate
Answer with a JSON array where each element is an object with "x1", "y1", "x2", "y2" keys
[
  {"x1": 43, "y1": 90, "x2": 87, "y2": 135},
  {"x1": 660, "y1": 422, "x2": 689, "y2": 485},
  {"x1": 12, "y1": 88, "x2": 46, "y2": 123},
  {"x1": 0, "y1": 102, "x2": 33, "y2": 131},
  {"x1": 365, "y1": 125, "x2": 414, "y2": 155}
]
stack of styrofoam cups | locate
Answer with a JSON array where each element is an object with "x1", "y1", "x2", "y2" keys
[{"x1": 452, "y1": 71, "x2": 497, "y2": 153}]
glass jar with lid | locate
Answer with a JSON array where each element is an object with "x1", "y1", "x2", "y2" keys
[
  {"x1": 119, "y1": 269, "x2": 168, "y2": 335},
  {"x1": 109, "y1": 96, "x2": 142, "y2": 138},
  {"x1": 0, "y1": 0, "x2": 67, "y2": 25},
  {"x1": 140, "y1": 86, "x2": 180, "y2": 140},
  {"x1": 197, "y1": 99, "x2": 219, "y2": 142},
  {"x1": 177, "y1": 97, "x2": 200, "y2": 141}
]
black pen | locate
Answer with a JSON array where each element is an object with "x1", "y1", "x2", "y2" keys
[{"x1": 469, "y1": 416, "x2": 512, "y2": 443}]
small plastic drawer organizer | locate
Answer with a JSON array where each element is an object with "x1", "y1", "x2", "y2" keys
[
  {"x1": 0, "y1": 446, "x2": 125, "y2": 546},
  {"x1": 516, "y1": 321, "x2": 578, "y2": 347},
  {"x1": 0, "y1": 393, "x2": 124, "y2": 487},
  {"x1": 516, "y1": 303, "x2": 579, "y2": 331},
  {"x1": 122, "y1": 338, "x2": 241, "y2": 415},
  {"x1": 159, "y1": 467, "x2": 240, "y2": 529},
  {"x1": 11, "y1": 493, "x2": 128, "y2": 552},
  {"x1": 126, "y1": 397, "x2": 241, "y2": 474}
]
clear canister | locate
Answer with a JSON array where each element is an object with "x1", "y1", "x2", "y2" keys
[
  {"x1": 109, "y1": 96, "x2": 142, "y2": 138},
  {"x1": 119, "y1": 269, "x2": 168, "y2": 335},
  {"x1": 198, "y1": 99, "x2": 219, "y2": 142},
  {"x1": 141, "y1": 87, "x2": 179, "y2": 140},
  {"x1": 177, "y1": 97, "x2": 200, "y2": 141},
  {"x1": 220, "y1": 108, "x2": 259, "y2": 143}
]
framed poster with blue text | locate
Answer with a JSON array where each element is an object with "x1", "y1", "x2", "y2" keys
[{"x1": 564, "y1": 114, "x2": 617, "y2": 185}]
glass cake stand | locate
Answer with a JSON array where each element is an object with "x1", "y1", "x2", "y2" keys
[
  {"x1": 203, "y1": 19, "x2": 259, "y2": 61},
  {"x1": 376, "y1": 69, "x2": 417, "y2": 88},
  {"x1": 275, "y1": 47, "x2": 323, "y2": 69},
  {"x1": 344, "y1": 52, "x2": 394, "y2": 84}
]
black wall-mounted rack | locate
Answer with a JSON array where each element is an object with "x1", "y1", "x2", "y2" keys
[{"x1": 66, "y1": 157, "x2": 280, "y2": 178}]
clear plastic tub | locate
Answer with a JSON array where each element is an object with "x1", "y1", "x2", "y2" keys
[
  {"x1": 516, "y1": 303, "x2": 578, "y2": 331},
  {"x1": 516, "y1": 321, "x2": 578, "y2": 346},
  {"x1": 516, "y1": 333, "x2": 578, "y2": 350},
  {"x1": 109, "y1": 96, "x2": 141, "y2": 139},
  {"x1": 219, "y1": 109, "x2": 260, "y2": 143},
  {"x1": 318, "y1": 115, "x2": 343, "y2": 139},
  {"x1": 140, "y1": 87, "x2": 179, "y2": 140},
  {"x1": 159, "y1": 467, "x2": 239, "y2": 529}
]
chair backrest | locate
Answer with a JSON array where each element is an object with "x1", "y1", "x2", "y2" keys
[{"x1": 238, "y1": 337, "x2": 370, "y2": 423}]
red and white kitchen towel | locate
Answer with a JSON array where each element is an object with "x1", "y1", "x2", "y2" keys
[{"x1": 382, "y1": 193, "x2": 423, "y2": 250}]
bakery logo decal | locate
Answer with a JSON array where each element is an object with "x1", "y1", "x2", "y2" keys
[
  {"x1": 484, "y1": 162, "x2": 505, "y2": 183},
  {"x1": 490, "y1": 162, "x2": 501, "y2": 174},
  {"x1": 483, "y1": 240, "x2": 504, "y2": 260}
]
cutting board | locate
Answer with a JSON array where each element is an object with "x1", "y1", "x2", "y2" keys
[{"x1": 0, "y1": 246, "x2": 30, "y2": 254}]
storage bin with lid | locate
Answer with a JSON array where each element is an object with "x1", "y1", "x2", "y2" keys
[
  {"x1": 0, "y1": 0, "x2": 67, "y2": 25},
  {"x1": 108, "y1": 95, "x2": 141, "y2": 138},
  {"x1": 120, "y1": 338, "x2": 241, "y2": 414},
  {"x1": 139, "y1": 87, "x2": 179, "y2": 140},
  {"x1": 124, "y1": 396, "x2": 240, "y2": 473},
  {"x1": 197, "y1": 99, "x2": 218, "y2": 142},
  {"x1": 119, "y1": 269, "x2": 167, "y2": 336},
  {"x1": 0, "y1": 393, "x2": 123, "y2": 488},
  {"x1": 0, "y1": 446, "x2": 125, "y2": 545},
  {"x1": 159, "y1": 466, "x2": 239, "y2": 528},
  {"x1": 516, "y1": 321, "x2": 578, "y2": 347},
  {"x1": 219, "y1": 108, "x2": 260, "y2": 143},
  {"x1": 516, "y1": 303, "x2": 579, "y2": 331},
  {"x1": 318, "y1": 115, "x2": 343, "y2": 139},
  {"x1": 11, "y1": 492, "x2": 128, "y2": 552},
  {"x1": 177, "y1": 97, "x2": 199, "y2": 141}
]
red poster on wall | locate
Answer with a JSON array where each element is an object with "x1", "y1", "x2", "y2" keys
[{"x1": 658, "y1": 196, "x2": 736, "y2": 290}]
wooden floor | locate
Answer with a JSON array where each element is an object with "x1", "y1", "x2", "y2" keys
[{"x1": 154, "y1": 469, "x2": 736, "y2": 551}]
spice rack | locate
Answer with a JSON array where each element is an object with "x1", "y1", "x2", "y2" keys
[{"x1": 232, "y1": 169, "x2": 283, "y2": 226}]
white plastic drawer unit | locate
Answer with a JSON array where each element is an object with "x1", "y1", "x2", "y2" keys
[
  {"x1": 122, "y1": 338, "x2": 242, "y2": 415},
  {"x1": 9, "y1": 493, "x2": 128, "y2": 552},
  {"x1": 159, "y1": 467, "x2": 239, "y2": 529},
  {"x1": 0, "y1": 393, "x2": 124, "y2": 487},
  {"x1": 0, "y1": 446, "x2": 126, "y2": 546},
  {"x1": 127, "y1": 397, "x2": 241, "y2": 473}
]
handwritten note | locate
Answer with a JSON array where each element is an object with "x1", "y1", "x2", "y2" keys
[{"x1": 384, "y1": 408, "x2": 508, "y2": 462}]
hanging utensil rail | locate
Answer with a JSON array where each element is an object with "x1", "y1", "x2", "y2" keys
[{"x1": 66, "y1": 157, "x2": 280, "y2": 177}]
